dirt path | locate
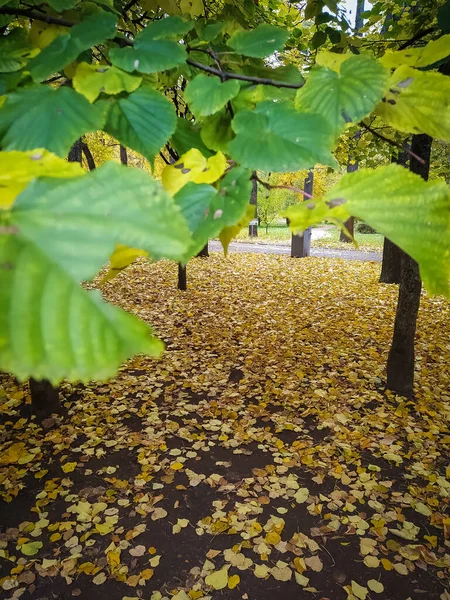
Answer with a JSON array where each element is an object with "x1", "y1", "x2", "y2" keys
[{"x1": 209, "y1": 240, "x2": 382, "y2": 262}]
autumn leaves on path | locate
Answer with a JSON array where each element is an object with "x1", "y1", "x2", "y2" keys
[{"x1": 1, "y1": 254, "x2": 450, "y2": 600}]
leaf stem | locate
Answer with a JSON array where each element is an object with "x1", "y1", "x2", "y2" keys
[{"x1": 251, "y1": 174, "x2": 314, "y2": 200}]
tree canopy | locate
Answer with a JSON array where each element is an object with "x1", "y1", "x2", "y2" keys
[{"x1": 0, "y1": 0, "x2": 450, "y2": 385}]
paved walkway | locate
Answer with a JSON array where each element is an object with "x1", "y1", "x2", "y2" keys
[{"x1": 209, "y1": 241, "x2": 381, "y2": 262}]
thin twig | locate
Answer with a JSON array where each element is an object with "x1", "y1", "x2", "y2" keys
[
  {"x1": 82, "y1": 142, "x2": 96, "y2": 171},
  {"x1": 0, "y1": 7, "x2": 75, "y2": 26},
  {"x1": 398, "y1": 26, "x2": 437, "y2": 50},
  {"x1": 251, "y1": 174, "x2": 314, "y2": 199},
  {"x1": 186, "y1": 58, "x2": 304, "y2": 89},
  {"x1": 359, "y1": 122, "x2": 425, "y2": 164}
]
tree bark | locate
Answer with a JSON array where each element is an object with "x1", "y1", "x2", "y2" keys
[
  {"x1": 178, "y1": 263, "x2": 187, "y2": 290},
  {"x1": 120, "y1": 144, "x2": 128, "y2": 165},
  {"x1": 29, "y1": 139, "x2": 83, "y2": 414},
  {"x1": 29, "y1": 378, "x2": 61, "y2": 416},
  {"x1": 340, "y1": 160, "x2": 357, "y2": 242},
  {"x1": 291, "y1": 171, "x2": 313, "y2": 257},
  {"x1": 379, "y1": 149, "x2": 409, "y2": 284},
  {"x1": 248, "y1": 176, "x2": 258, "y2": 237},
  {"x1": 196, "y1": 243, "x2": 209, "y2": 257},
  {"x1": 82, "y1": 141, "x2": 96, "y2": 170},
  {"x1": 386, "y1": 133, "x2": 432, "y2": 397}
]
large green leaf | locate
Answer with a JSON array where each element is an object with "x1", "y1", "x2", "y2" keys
[
  {"x1": 0, "y1": 28, "x2": 38, "y2": 73},
  {"x1": 0, "y1": 235, "x2": 163, "y2": 384},
  {"x1": 46, "y1": 0, "x2": 77, "y2": 11},
  {"x1": 227, "y1": 23, "x2": 289, "y2": 58},
  {"x1": 284, "y1": 164, "x2": 450, "y2": 296},
  {"x1": 171, "y1": 117, "x2": 213, "y2": 157},
  {"x1": 110, "y1": 17, "x2": 190, "y2": 74},
  {"x1": 200, "y1": 109, "x2": 234, "y2": 152},
  {"x1": 174, "y1": 168, "x2": 252, "y2": 259},
  {"x1": 295, "y1": 55, "x2": 388, "y2": 136},
  {"x1": 0, "y1": 86, "x2": 106, "y2": 156},
  {"x1": 228, "y1": 101, "x2": 335, "y2": 171},
  {"x1": 104, "y1": 87, "x2": 177, "y2": 161},
  {"x1": 184, "y1": 75, "x2": 240, "y2": 118},
  {"x1": 10, "y1": 161, "x2": 191, "y2": 282},
  {"x1": 29, "y1": 11, "x2": 118, "y2": 82},
  {"x1": 376, "y1": 65, "x2": 450, "y2": 140}
]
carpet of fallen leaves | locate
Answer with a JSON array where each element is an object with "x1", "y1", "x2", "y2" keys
[{"x1": 1, "y1": 253, "x2": 450, "y2": 600}]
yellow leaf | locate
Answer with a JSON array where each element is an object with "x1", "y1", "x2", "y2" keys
[
  {"x1": 20, "y1": 541, "x2": 42, "y2": 556},
  {"x1": 294, "y1": 488, "x2": 309, "y2": 504},
  {"x1": 205, "y1": 566, "x2": 229, "y2": 590},
  {"x1": 0, "y1": 150, "x2": 83, "y2": 209},
  {"x1": 101, "y1": 244, "x2": 148, "y2": 283},
  {"x1": 107, "y1": 549, "x2": 121, "y2": 568},
  {"x1": 228, "y1": 574, "x2": 240, "y2": 589},
  {"x1": 351, "y1": 580, "x2": 368, "y2": 600},
  {"x1": 316, "y1": 51, "x2": 351, "y2": 72},
  {"x1": 73, "y1": 62, "x2": 142, "y2": 103},
  {"x1": 161, "y1": 149, "x2": 226, "y2": 195},
  {"x1": 61, "y1": 462, "x2": 77, "y2": 473},
  {"x1": 254, "y1": 564, "x2": 270, "y2": 578},
  {"x1": 93, "y1": 572, "x2": 107, "y2": 585},
  {"x1": 294, "y1": 572, "x2": 309, "y2": 586},
  {"x1": 170, "y1": 462, "x2": 184, "y2": 470},
  {"x1": 219, "y1": 204, "x2": 255, "y2": 255},
  {"x1": 363, "y1": 555, "x2": 379, "y2": 568},
  {"x1": 265, "y1": 531, "x2": 281, "y2": 545},
  {"x1": 380, "y1": 34, "x2": 450, "y2": 69},
  {"x1": 95, "y1": 522, "x2": 115, "y2": 535},
  {"x1": 367, "y1": 580, "x2": 384, "y2": 594},
  {"x1": 381, "y1": 558, "x2": 393, "y2": 571}
]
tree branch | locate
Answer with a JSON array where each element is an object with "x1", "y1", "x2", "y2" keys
[
  {"x1": 186, "y1": 58, "x2": 304, "y2": 89},
  {"x1": 82, "y1": 142, "x2": 96, "y2": 171},
  {"x1": 398, "y1": 26, "x2": 437, "y2": 50},
  {"x1": 359, "y1": 122, "x2": 425, "y2": 164},
  {"x1": 251, "y1": 174, "x2": 314, "y2": 199},
  {"x1": 0, "y1": 7, "x2": 76, "y2": 27}
]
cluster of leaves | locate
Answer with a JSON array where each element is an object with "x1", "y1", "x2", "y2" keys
[
  {"x1": 0, "y1": 0, "x2": 450, "y2": 385},
  {"x1": 1, "y1": 255, "x2": 449, "y2": 598}
]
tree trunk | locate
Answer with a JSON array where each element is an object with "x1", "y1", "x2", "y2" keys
[
  {"x1": 120, "y1": 144, "x2": 128, "y2": 165},
  {"x1": 379, "y1": 238, "x2": 402, "y2": 284},
  {"x1": 355, "y1": 0, "x2": 365, "y2": 31},
  {"x1": 82, "y1": 141, "x2": 96, "y2": 170},
  {"x1": 386, "y1": 133, "x2": 432, "y2": 397},
  {"x1": 178, "y1": 263, "x2": 187, "y2": 290},
  {"x1": 379, "y1": 149, "x2": 409, "y2": 284},
  {"x1": 340, "y1": 160, "x2": 357, "y2": 242},
  {"x1": 249, "y1": 177, "x2": 258, "y2": 237},
  {"x1": 196, "y1": 243, "x2": 209, "y2": 257},
  {"x1": 29, "y1": 139, "x2": 83, "y2": 414},
  {"x1": 29, "y1": 379, "x2": 61, "y2": 416},
  {"x1": 291, "y1": 171, "x2": 313, "y2": 257}
]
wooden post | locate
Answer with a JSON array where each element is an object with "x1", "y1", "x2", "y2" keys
[
  {"x1": 291, "y1": 171, "x2": 313, "y2": 258},
  {"x1": 248, "y1": 177, "x2": 258, "y2": 237},
  {"x1": 178, "y1": 263, "x2": 187, "y2": 290}
]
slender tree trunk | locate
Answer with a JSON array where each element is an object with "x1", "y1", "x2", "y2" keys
[
  {"x1": 120, "y1": 144, "x2": 128, "y2": 165},
  {"x1": 29, "y1": 139, "x2": 83, "y2": 414},
  {"x1": 178, "y1": 263, "x2": 187, "y2": 290},
  {"x1": 340, "y1": 160, "x2": 357, "y2": 242},
  {"x1": 291, "y1": 171, "x2": 313, "y2": 257},
  {"x1": 196, "y1": 243, "x2": 209, "y2": 257},
  {"x1": 82, "y1": 141, "x2": 96, "y2": 170},
  {"x1": 249, "y1": 177, "x2": 258, "y2": 237},
  {"x1": 386, "y1": 133, "x2": 432, "y2": 397},
  {"x1": 379, "y1": 149, "x2": 409, "y2": 284}
]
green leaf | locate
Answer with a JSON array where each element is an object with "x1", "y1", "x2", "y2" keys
[
  {"x1": 0, "y1": 86, "x2": 106, "y2": 156},
  {"x1": 10, "y1": 161, "x2": 190, "y2": 281},
  {"x1": 104, "y1": 86, "x2": 177, "y2": 161},
  {"x1": 439, "y1": 0, "x2": 450, "y2": 33},
  {"x1": 177, "y1": 167, "x2": 252, "y2": 259},
  {"x1": 174, "y1": 182, "x2": 217, "y2": 232},
  {"x1": 311, "y1": 30, "x2": 327, "y2": 49},
  {"x1": 193, "y1": 21, "x2": 224, "y2": 45},
  {"x1": 184, "y1": 75, "x2": 240, "y2": 118},
  {"x1": 0, "y1": 234, "x2": 163, "y2": 384},
  {"x1": 0, "y1": 28, "x2": 38, "y2": 73},
  {"x1": 171, "y1": 117, "x2": 213, "y2": 157},
  {"x1": 143, "y1": 15, "x2": 193, "y2": 38},
  {"x1": 110, "y1": 17, "x2": 189, "y2": 74},
  {"x1": 228, "y1": 101, "x2": 335, "y2": 172},
  {"x1": 376, "y1": 65, "x2": 450, "y2": 140},
  {"x1": 284, "y1": 164, "x2": 450, "y2": 296},
  {"x1": 295, "y1": 55, "x2": 388, "y2": 136},
  {"x1": 73, "y1": 62, "x2": 142, "y2": 102},
  {"x1": 28, "y1": 11, "x2": 118, "y2": 82},
  {"x1": 227, "y1": 23, "x2": 289, "y2": 58},
  {"x1": 200, "y1": 109, "x2": 234, "y2": 152},
  {"x1": 46, "y1": 0, "x2": 77, "y2": 11},
  {"x1": 380, "y1": 34, "x2": 450, "y2": 69}
]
